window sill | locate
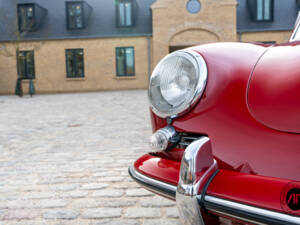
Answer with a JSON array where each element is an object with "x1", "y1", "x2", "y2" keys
[
  {"x1": 114, "y1": 76, "x2": 136, "y2": 80},
  {"x1": 21, "y1": 79, "x2": 35, "y2": 83},
  {"x1": 65, "y1": 77, "x2": 86, "y2": 81}
]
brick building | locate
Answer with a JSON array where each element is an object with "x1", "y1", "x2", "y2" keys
[{"x1": 0, "y1": 0, "x2": 298, "y2": 94}]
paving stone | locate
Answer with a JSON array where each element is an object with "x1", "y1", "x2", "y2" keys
[
  {"x1": 82, "y1": 208, "x2": 122, "y2": 219},
  {"x1": 49, "y1": 184, "x2": 80, "y2": 191},
  {"x1": 43, "y1": 209, "x2": 79, "y2": 220},
  {"x1": 73, "y1": 198, "x2": 105, "y2": 209},
  {"x1": 125, "y1": 208, "x2": 161, "y2": 218},
  {"x1": 102, "y1": 198, "x2": 137, "y2": 207},
  {"x1": 141, "y1": 197, "x2": 176, "y2": 207},
  {"x1": 60, "y1": 191, "x2": 88, "y2": 198},
  {"x1": 91, "y1": 189, "x2": 124, "y2": 198},
  {"x1": 143, "y1": 219, "x2": 182, "y2": 225},
  {"x1": 97, "y1": 176, "x2": 125, "y2": 182},
  {"x1": 0, "y1": 91, "x2": 180, "y2": 224},
  {"x1": 94, "y1": 219, "x2": 140, "y2": 225},
  {"x1": 21, "y1": 192, "x2": 56, "y2": 200},
  {"x1": 80, "y1": 183, "x2": 109, "y2": 190},
  {"x1": 32, "y1": 199, "x2": 68, "y2": 208},
  {"x1": 93, "y1": 171, "x2": 120, "y2": 177},
  {"x1": 126, "y1": 188, "x2": 154, "y2": 197},
  {"x1": 0, "y1": 221, "x2": 49, "y2": 225},
  {"x1": 165, "y1": 207, "x2": 179, "y2": 218},
  {"x1": 1, "y1": 209, "x2": 39, "y2": 220}
]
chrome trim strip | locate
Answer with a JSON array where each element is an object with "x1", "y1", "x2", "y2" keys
[
  {"x1": 128, "y1": 166, "x2": 176, "y2": 200},
  {"x1": 129, "y1": 165, "x2": 300, "y2": 224},
  {"x1": 204, "y1": 196, "x2": 300, "y2": 225},
  {"x1": 208, "y1": 208, "x2": 266, "y2": 225},
  {"x1": 290, "y1": 11, "x2": 300, "y2": 42}
]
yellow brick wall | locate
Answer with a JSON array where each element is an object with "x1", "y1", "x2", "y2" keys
[
  {"x1": 240, "y1": 30, "x2": 293, "y2": 43},
  {"x1": 0, "y1": 37, "x2": 149, "y2": 94},
  {"x1": 152, "y1": 0, "x2": 238, "y2": 67}
]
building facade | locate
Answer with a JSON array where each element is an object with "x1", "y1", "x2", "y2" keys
[{"x1": 0, "y1": 0, "x2": 298, "y2": 95}]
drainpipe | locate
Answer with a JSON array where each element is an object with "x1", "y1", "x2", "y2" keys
[
  {"x1": 238, "y1": 32, "x2": 242, "y2": 42},
  {"x1": 147, "y1": 36, "x2": 152, "y2": 80}
]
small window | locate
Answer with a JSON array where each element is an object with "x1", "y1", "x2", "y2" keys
[
  {"x1": 256, "y1": 0, "x2": 273, "y2": 21},
  {"x1": 259, "y1": 41, "x2": 276, "y2": 44},
  {"x1": 116, "y1": 47, "x2": 135, "y2": 77},
  {"x1": 18, "y1": 4, "x2": 35, "y2": 32},
  {"x1": 66, "y1": 49, "x2": 84, "y2": 78},
  {"x1": 117, "y1": 0, "x2": 133, "y2": 27},
  {"x1": 17, "y1": 51, "x2": 35, "y2": 80},
  {"x1": 66, "y1": 2, "x2": 84, "y2": 29}
]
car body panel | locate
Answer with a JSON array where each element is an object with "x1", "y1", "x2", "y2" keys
[
  {"x1": 134, "y1": 154, "x2": 297, "y2": 216},
  {"x1": 248, "y1": 43, "x2": 300, "y2": 134},
  {"x1": 151, "y1": 42, "x2": 300, "y2": 182},
  {"x1": 131, "y1": 41, "x2": 300, "y2": 224}
]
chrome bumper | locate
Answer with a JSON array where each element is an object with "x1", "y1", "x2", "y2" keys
[{"x1": 129, "y1": 137, "x2": 300, "y2": 225}]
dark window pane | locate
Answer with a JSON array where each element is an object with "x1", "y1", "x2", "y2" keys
[
  {"x1": 257, "y1": 0, "x2": 263, "y2": 20},
  {"x1": 67, "y1": 3, "x2": 83, "y2": 29},
  {"x1": 18, "y1": 5, "x2": 35, "y2": 32},
  {"x1": 19, "y1": 7, "x2": 27, "y2": 31},
  {"x1": 118, "y1": 1, "x2": 132, "y2": 27},
  {"x1": 119, "y1": 3, "x2": 125, "y2": 26},
  {"x1": 18, "y1": 52, "x2": 26, "y2": 78},
  {"x1": 75, "y1": 51, "x2": 84, "y2": 77},
  {"x1": 116, "y1": 48, "x2": 125, "y2": 76},
  {"x1": 125, "y1": 2, "x2": 132, "y2": 26},
  {"x1": 66, "y1": 49, "x2": 84, "y2": 78},
  {"x1": 264, "y1": 0, "x2": 271, "y2": 20},
  {"x1": 256, "y1": 0, "x2": 272, "y2": 21},
  {"x1": 26, "y1": 52, "x2": 34, "y2": 78},
  {"x1": 66, "y1": 51, "x2": 75, "y2": 77},
  {"x1": 116, "y1": 47, "x2": 135, "y2": 77},
  {"x1": 17, "y1": 51, "x2": 35, "y2": 79},
  {"x1": 125, "y1": 48, "x2": 134, "y2": 75}
]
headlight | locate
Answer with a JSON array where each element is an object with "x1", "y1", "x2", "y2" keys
[{"x1": 148, "y1": 50, "x2": 207, "y2": 118}]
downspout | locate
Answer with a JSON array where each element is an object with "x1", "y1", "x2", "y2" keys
[
  {"x1": 238, "y1": 32, "x2": 242, "y2": 42},
  {"x1": 147, "y1": 36, "x2": 152, "y2": 80}
]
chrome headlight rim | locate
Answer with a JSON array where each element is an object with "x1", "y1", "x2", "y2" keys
[{"x1": 148, "y1": 49, "x2": 208, "y2": 119}]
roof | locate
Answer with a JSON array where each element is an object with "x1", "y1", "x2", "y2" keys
[
  {"x1": 0, "y1": 0, "x2": 299, "y2": 42},
  {"x1": 0, "y1": 0, "x2": 155, "y2": 42},
  {"x1": 237, "y1": 0, "x2": 299, "y2": 32}
]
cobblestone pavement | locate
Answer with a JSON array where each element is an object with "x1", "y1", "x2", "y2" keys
[{"x1": 0, "y1": 90, "x2": 181, "y2": 225}]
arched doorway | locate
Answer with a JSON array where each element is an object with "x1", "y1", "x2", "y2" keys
[{"x1": 169, "y1": 29, "x2": 220, "y2": 53}]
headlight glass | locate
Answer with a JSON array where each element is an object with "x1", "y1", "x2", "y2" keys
[{"x1": 149, "y1": 50, "x2": 207, "y2": 118}]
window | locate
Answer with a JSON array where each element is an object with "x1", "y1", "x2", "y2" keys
[
  {"x1": 256, "y1": 0, "x2": 273, "y2": 21},
  {"x1": 18, "y1": 4, "x2": 35, "y2": 32},
  {"x1": 66, "y1": 2, "x2": 84, "y2": 29},
  {"x1": 116, "y1": 47, "x2": 135, "y2": 76},
  {"x1": 117, "y1": 0, "x2": 133, "y2": 27},
  {"x1": 66, "y1": 49, "x2": 84, "y2": 78},
  {"x1": 17, "y1": 51, "x2": 35, "y2": 80},
  {"x1": 259, "y1": 41, "x2": 276, "y2": 44}
]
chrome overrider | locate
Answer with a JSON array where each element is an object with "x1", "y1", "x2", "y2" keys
[
  {"x1": 129, "y1": 137, "x2": 300, "y2": 225},
  {"x1": 176, "y1": 137, "x2": 218, "y2": 225}
]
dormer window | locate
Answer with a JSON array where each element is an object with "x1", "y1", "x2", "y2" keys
[
  {"x1": 66, "y1": 2, "x2": 83, "y2": 29},
  {"x1": 257, "y1": 0, "x2": 273, "y2": 21},
  {"x1": 66, "y1": 1, "x2": 92, "y2": 30},
  {"x1": 17, "y1": 3, "x2": 47, "y2": 33},
  {"x1": 18, "y1": 4, "x2": 35, "y2": 32},
  {"x1": 117, "y1": 0, "x2": 136, "y2": 27},
  {"x1": 247, "y1": 0, "x2": 274, "y2": 22}
]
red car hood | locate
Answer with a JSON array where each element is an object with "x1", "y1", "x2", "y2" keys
[{"x1": 247, "y1": 42, "x2": 300, "y2": 134}]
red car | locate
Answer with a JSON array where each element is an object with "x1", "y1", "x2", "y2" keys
[{"x1": 129, "y1": 17, "x2": 300, "y2": 225}]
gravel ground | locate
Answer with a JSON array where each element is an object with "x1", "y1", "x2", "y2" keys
[{"x1": 0, "y1": 90, "x2": 181, "y2": 225}]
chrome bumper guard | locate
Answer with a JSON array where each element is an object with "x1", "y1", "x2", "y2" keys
[{"x1": 129, "y1": 137, "x2": 300, "y2": 225}]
